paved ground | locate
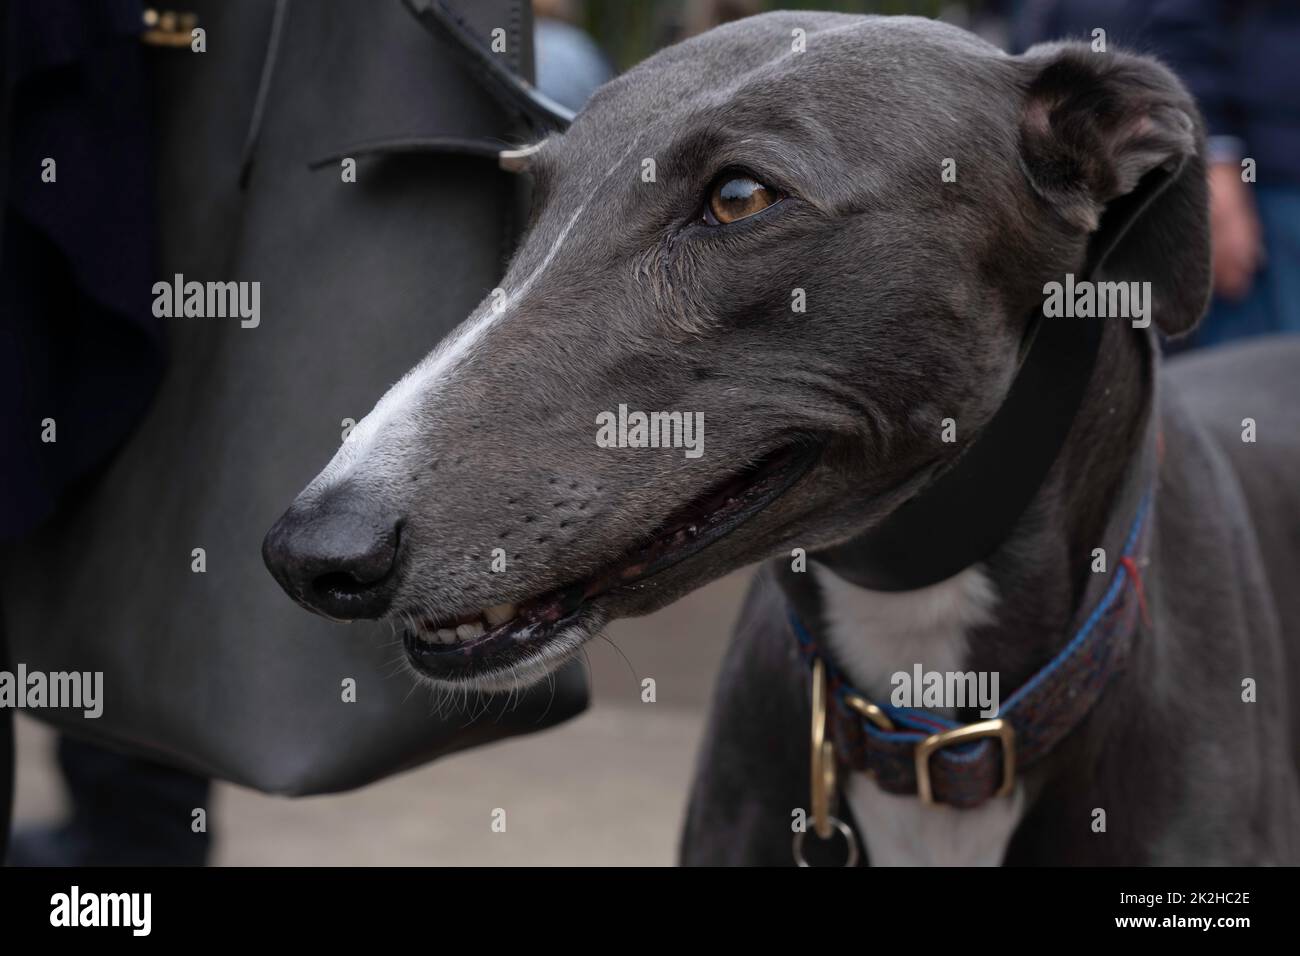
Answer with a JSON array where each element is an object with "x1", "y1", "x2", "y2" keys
[{"x1": 12, "y1": 572, "x2": 751, "y2": 866}]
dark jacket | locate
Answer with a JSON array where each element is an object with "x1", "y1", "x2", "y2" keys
[
  {"x1": 1, "y1": 0, "x2": 164, "y2": 540},
  {"x1": 1014, "y1": 0, "x2": 1300, "y2": 185},
  {"x1": 1145, "y1": 0, "x2": 1300, "y2": 183}
]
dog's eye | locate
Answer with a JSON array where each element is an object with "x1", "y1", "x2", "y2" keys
[{"x1": 704, "y1": 174, "x2": 778, "y2": 225}]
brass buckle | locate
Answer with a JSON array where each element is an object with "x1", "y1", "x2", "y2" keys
[{"x1": 914, "y1": 718, "x2": 1016, "y2": 806}]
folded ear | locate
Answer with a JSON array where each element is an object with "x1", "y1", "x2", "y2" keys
[{"x1": 1017, "y1": 42, "x2": 1211, "y2": 338}]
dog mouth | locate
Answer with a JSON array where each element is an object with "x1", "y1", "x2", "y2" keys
[{"x1": 400, "y1": 442, "x2": 818, "y2": 684}]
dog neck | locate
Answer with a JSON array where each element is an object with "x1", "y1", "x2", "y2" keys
[
  {"x1": 782, "y1": 317, "x2": 1153, "y2": 708},
  {"x1": 776, "y1": 320, "x2": 1152, "y2": 865}
]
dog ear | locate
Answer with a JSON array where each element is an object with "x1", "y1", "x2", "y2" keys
[{"x1": 1016, "y1": 43, "x2": 1210, "y2": 338}]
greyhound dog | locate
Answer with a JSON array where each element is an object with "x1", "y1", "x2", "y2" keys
[{"x1": 263, "y1": 13, "x2": 1300, "y2": 865}]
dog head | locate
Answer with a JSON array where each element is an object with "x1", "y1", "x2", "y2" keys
[{"x1": 264, "y1": 13, "x2": 1208, "y2": 690}]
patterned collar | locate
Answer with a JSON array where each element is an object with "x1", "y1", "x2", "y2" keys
[{"x1": 789, "y1": 486, "x2": 1153, "y2": 810}]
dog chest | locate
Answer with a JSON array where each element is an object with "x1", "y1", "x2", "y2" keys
[{"x1": 813, "y1": 564, "x2": 1025, "y2": 866}]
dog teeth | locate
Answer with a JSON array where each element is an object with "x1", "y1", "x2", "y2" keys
[
  {"x1": 484, "y1": 603, "x2": 517, "y2": 626},
  {"x1": 417, "y1": 607, "x2": 515, "y2": 647}
]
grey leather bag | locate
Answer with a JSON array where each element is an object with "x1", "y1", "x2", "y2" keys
[{"x1": 0, "y1": 0, "x2": 587, "y2": 794}]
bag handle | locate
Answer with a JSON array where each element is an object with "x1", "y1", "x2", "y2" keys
[{"x1": 403, "y1": 0, "x2": 575, "y2": 134}]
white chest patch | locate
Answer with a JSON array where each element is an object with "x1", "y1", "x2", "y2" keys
[{"x1": 812, "y1": 564, "x2": 1024, "y2": 866}]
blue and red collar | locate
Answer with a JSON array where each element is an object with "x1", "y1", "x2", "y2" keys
[{"x1": 790, "y1": 487, "x2": 1154, "y2": 810}]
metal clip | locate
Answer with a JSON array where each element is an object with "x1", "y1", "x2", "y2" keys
[{"x1": 792, "y1": 658, "x2": 859, "y2": 867}]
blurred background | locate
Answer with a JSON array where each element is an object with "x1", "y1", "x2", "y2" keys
[
  {"x1": 7, "y1": 0, "x2": 1296, "y2": 865},
  {"x1": 539, "y1": 0, "x2": 1015, "y2": 72}
]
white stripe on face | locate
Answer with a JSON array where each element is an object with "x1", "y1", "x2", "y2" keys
[{"x1": 313, "y1": 136, "x2": 643, "y2": 489}]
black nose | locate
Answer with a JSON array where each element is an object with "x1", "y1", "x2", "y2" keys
[{"x1": 262, "y1": 487, "x2": 401, "y2": 620}]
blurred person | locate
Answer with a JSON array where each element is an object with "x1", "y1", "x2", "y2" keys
[
  {"x1": 534, "y1": 0, "x2": 614, "y2": 113},
  {"x1": 1010, "y1": 0, "x2": 1148, "y2": 53},
  {"x1": 1018, "y1": 0, "x2": 1300, "y2": 348},
  {"x1": 8, "y1": 737, "x2": 212, "y2": 867},
  {"x1": 1144, "y1": 0, "x2": 1300, "y2": 347},
  {"x1": 1, "y1": 0, "x2": 213, "y2": 867}
]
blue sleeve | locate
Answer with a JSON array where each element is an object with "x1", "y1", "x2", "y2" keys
[{"x1": 1142, "y1": 0, "x2": 1242, "y2": 143}]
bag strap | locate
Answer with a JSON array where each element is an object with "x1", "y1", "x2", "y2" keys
[{"x1": 403, "y1": 0, "x2": 574, "y2": 133}]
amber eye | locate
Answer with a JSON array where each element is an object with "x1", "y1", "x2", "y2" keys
[{"x1": 705, "y1": 174, "x2": 778, "y2": 225}]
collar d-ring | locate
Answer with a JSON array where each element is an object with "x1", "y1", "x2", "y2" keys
[{"x1": 793, "y1": 658, "x2": 860, "y2": 866}]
